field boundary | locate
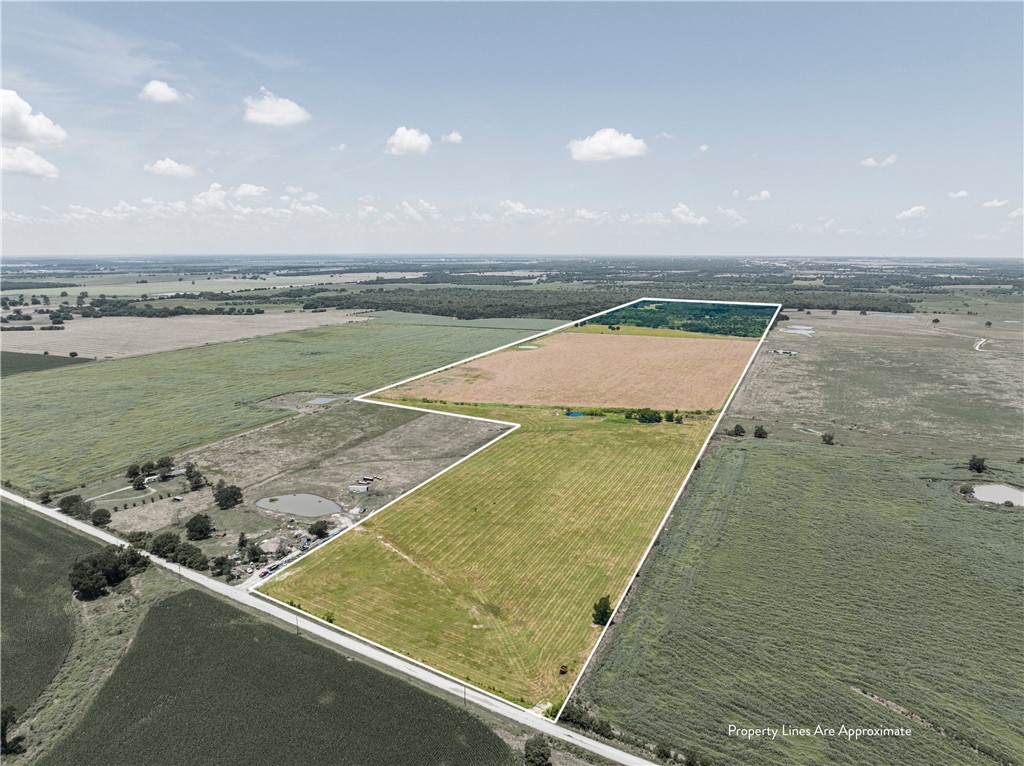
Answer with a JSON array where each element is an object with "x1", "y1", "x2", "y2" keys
[{"x1": 252, "y1": 297, "x2": 781, "y2": 720}]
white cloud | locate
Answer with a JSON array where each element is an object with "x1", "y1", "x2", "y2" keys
[
  {"x1": 747, "y1": 190, "x2": 771, "y2": 202},
  {"x1": 837, "y1": 227, "x2": 863, "y2": 236},
  {"x1": 441, "y1": 131, "x2": 463, "y2": 144},
  {"x1": 698, "y1": 143, "x2": 709, "y2": 152},
  {"x1": 400, "y1": 200, "x2": 423, "y2": 222},
  {"x1": 859, "y1": 154, "x2": 898, "y2": 167},
  {"x1": 568, "y1": 128, "x2": 647, "y2": 161},
  {"x1": 1, "y1": 145, "x2": 59, "y2": 180},
  {"x1": 947, "y1": 190, "x2": 968, "y2": 199},
  {"x1": 1008, "y1": 208, "x2": 1023, "y2": 219},
  {"x1": 234, "y1": 183, "x2": 268, "y2": 198},
  {"x1": 788, "y1": 217, "x2": 835, "y2": 234},
  {"x1": 895, "y1": 205, "x2": 927, "y2": 220},
  {"x1": 387, "y1": 126, "x2": 432, "y2": 155},
  {"x1": 574, "y1": 208, "x2": 612, "y2": 224},
  {"x1": 1, "y1": 89, "x2": 67, "y2": 145},
  {"x1": 653, "y1": 132, "x2": 675, "y2": 140},
  {"x1": 470, "y1": 212, "x2": 495, "y2": 223},
  {"x1": 500, "y1": 199, "x2": 556, "y2": 220},
  {"x1": 143, "y1": 157, "x2": 197, "y2": 177},
  {"x1": 192, "y1": 183, "x2": 230, "y2": 211},
  {"x1": 330, "y1": 143, "x2": 347, "y2": 153},
  {"x1": 716, "y1": 207, "x2": 747, "y2": 227},
  {"x1": 982, "y1": 199, "x2": 1009, "y2": 208},
  {"x1": 138, "y1": 79, "x2": 185, "y2": 103},
  {"x1": 243, "y1": 87, "x2": 311, "y2": 127},
  {"x1": 398, "y1": 199, "x2": 440, "y2": 222},
  {"x1": 731, "y1": 189, "x2": 740, "y2": 199},
  {"x1": 671, "y1": 203, "x2": 709, "y2": 226}
]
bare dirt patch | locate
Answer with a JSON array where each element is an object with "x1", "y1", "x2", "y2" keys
[
  {"x1": 383, "y1": 331, "x2": 758, "y2": 411},
  {"x1": 0, "y1": 311, "x2": 367, "y2": 360}
]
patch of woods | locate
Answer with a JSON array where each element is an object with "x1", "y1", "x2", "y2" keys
[
  {"x1": 581, "y1": 301, "x2": 777, "y2": 338},
  {"x1": 69, "y1": 545, "x2": 150, "y2": 600}
]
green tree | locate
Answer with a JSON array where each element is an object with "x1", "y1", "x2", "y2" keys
[
  {"x1": 237, "y1": 532, "x2": 249, "y2": 550},
  {"x1": 246, "y1": 542, "x2": 263, "y2": 564},
  {"x1": 592, "y1": 595, "x2": 613, "y2": 626},
  {"x1": 132, "y1": 474, "x2": 147, "y2": 491},
  {"x1": 985, "y1": 320, "x2": 992, "y2": 327},
  {"x1": 524, "y1": 734, "x2": 552, "y2": 766},
  {"x1": 155, "y1": 455, "x2": 175, "y2": 471},
  {"x1": 730, "y1": 424, "x2": 745, "y2": 437},
  {"x1": 968, "y1": 455, "x2": 986, "y2": 473},
  {"x1": 140, "y1": 460, "x2": 156, "y2": 475},
  {"x1": 173, "y1": 542, "x2": 209, "y2": 571},
  {"x1": 69, "y1": 351, "x2": 78, "y2": 358},
  {"x1": 821, "y1": 432, "x2": 835, "y2": 445},
  {"x1": 655, "y1": 742, "x2": 673, "y2": 760},
  {"x1": 754, "y1": 425, "x2": 768, "y2": 438},
  {"x1": 308, "y1": 520, "x2": 330, "y2": 538},
  {"x1": 213, "y1": 482, "x2": 243, "y2": 510},
  {"x1": 125, "y1": 464, "x2": 141, "y2": 479},
  {"x1": 69, "y1": 559, "x2": 108, "y2": 600},
  {"x1": 210, "y1": 555, "x2": 233, "y2": 577},
  {"x1": 149, "y1": 531, "x2": 181, "y2": 559},
  {"x1": 91, "y1": 508, "x2": 111, "y2": 527},
  {"x1": 185, "y1": 513, "x2": 213, "y2": 540}
]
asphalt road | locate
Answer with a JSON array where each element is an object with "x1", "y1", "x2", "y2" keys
[{"x1": 0, "y1": 489, "x2": 657, "y2": 766}]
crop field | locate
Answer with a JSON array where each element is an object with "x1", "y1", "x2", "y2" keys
[
  {"x1": 0, "y1": 503, "x2": 100, "y2": 716},
  {"x1": 578, "y1": 440, "x2": 1024, "y2": 766},
  {"x1": 730, "y1": 310, "x2": 1024, "y2": 457},
  {"x1": 363, "y1": 310, "x2": 562, "y2": 332},
  {"x1": 382, "y1": 331, "x2": 758, "y2": 412},
  {"x1": 0, "y1": 311, "x2": 367, "y2": 359},
  {"x1": 0, "y1": 321, "x2": 539, "y2": 492},
  {"x1": 263, "y1": 403, "x2": 719, "y2": 707},
  {"x1": 36, "y1": 589, "x2": 516, "y2": 766},
  {"x1": 0, "y1": 350, "x2": 91, "y2": 376}
]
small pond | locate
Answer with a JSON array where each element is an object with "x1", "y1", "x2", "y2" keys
[
  {"x1": 307, "y1": 397, "x2": 339, "y2": 405},
  {"x1": 256, "y1": 493, "x2": 342, "y2": 517},
  {"x1": 971, "y1": 484, "x2": 1024, "y2": 507}
]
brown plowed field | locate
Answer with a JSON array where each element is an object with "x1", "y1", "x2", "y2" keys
[{"x1": 383, "y1": 331, "x2": 758, "y2": 411}]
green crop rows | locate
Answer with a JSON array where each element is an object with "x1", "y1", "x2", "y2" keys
[
  {"x1": 36, "y1": 589, "x2": 516, "y2": 766},
  {"x1": 0, "y1": 503, "x2": 100, "y2": 716},
  {"x1": 580, "y1": 440, "x2": 1024, "y2": 766}
]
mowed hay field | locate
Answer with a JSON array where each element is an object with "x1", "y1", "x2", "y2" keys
[
  {"x1": 35, "y1": 589, "x2": 517, "y2": 766},
  {"x1": 0, "y1": 311, "x2": 367, "y2": 359},
  {"x1": 580, "y1": 440, "x2": 1024, "y2": 766},
  {"x1": 263, "y1": 404, "x2": 718, "y2": 706},
  {"x1": 1, "y1": 321, "x2": 538, "y2": 492},
  {"x1": 382, "y1": 331, "x2": 758, "y2": 411},
  {"x1": 0, "y1": 504, "x2": 101, "y2": 717},
  {"x1": 730, "y1": 310, "x2": 1024, "y2": 457}
]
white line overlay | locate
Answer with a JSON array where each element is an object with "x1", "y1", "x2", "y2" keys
[{"x1": 252, "y1": 296, "x2": 780, "y2": 723}]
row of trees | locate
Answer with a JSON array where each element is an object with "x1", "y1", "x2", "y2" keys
[
  {"x1": 69, "y1": 545, "x2": 150, "y2": 600},
  {"x1": 728, "y1": 424, "x2": 768, "y2": 438}
]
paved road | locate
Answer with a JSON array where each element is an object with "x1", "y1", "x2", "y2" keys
[{"x1": 0, "y1": 489, "x2": 656, "y2": 766}]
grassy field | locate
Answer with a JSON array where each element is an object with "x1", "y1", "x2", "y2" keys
[
  {"x1": 0, "y1": 311, "x2": 367, "y2": 360},
  {"x1": 262, "y1": 403, "x2": 717, "y2": 707},
  {"x1": 0, "y1": 351, "x2": 91, "y2": 377},
  {"x1": 36, "y1": 589, "x2": 517, "y2": 766},
  {"x1": 0, "y1": 321, "x2": 538, "y2": 492},
  {"x1": 364, "y1": 310, "x2": 562, "y2": 331},
  {"x1": 568, "y1": 324, "x2": 755, "y2": 340},
  {"x1": 578, "y1": 440, "x2": 1024, "y2": 766},
  {"x1": 0, "y1": 503, "x2": 101, "y2": 717},
  {"x1": 730, "y1": 309, "x2": 1024, "y2": 457}
]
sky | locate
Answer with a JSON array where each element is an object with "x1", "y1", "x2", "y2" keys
[{"x1": 2, "y1": 1, "x2": 1022, "y2": 258}]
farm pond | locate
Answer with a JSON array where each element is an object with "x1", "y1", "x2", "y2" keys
[
  {"x1": 972, "y1": 484, "x2": 1024, "y2": 507},
  {"x1": 256, "y1": 493, "x2": 342, "y2": 517}
]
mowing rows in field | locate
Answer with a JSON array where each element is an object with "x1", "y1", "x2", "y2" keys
[
  {"x1": 0, "y1": 504, "x2": 100, "y2": 717},
  {"x1": 263, "y1": 404, "x2": 714, "y2": 706},
  {"x1": 579, "y1": 440, "x2": 1024, "y2": 766},
  {"x1": 0, "y1": 321, "x2": 538, "y2": 492},
  {"x1": 36, "y1": 589, "x2": 516, "y2": 766}
]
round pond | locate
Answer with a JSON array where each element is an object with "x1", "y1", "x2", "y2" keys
[
  {"x1": 256, "y1": 493, "x2": 342, "y2": 517},
  {"x1": 971, "y1": 484, "x2": 1024, "y2": 507}
]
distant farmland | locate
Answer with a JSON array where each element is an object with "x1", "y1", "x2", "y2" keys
[
  {"x1": 35, "y1": 589, "x2": 517, "y2": 766},
  {"x1": 0, "y1": 321, "x2": 540, "y2": 492},
  {"x1": 579, "y1": 440, "x2": 1024, "y2": 766},
  {"x1": 0, "y1": 350, "x2": 91, "y2": 377}
]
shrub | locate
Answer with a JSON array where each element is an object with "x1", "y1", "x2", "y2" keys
[
  {"x1": 754, "y1": 425, "x2": 768, "y2": 438},
  {"x1": 821, "y1": 432, "x2": 835, "y2": 445},
  {"x1": 968, "y1": 455, "x2": 986, "y2": 473},
  {"x1": 729, "y1": 424, "x2": 746, "y2": 437}
]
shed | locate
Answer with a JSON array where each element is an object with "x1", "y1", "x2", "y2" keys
[{"x1": 348, "y1": 485, "x2": 369, "y2": 493}]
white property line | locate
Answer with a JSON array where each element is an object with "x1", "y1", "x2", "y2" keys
[
  {"x1": 252, "y1": 296, "x2": 780, "y2": 725},
  {"x1": 0, "y1": 489, "x2": 659, "y2": 766}
]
